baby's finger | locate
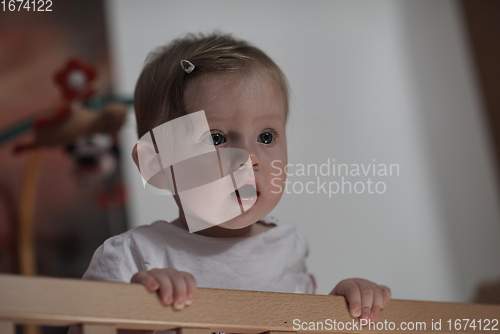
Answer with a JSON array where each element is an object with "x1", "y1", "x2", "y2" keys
[
  {"x1": 166, "y1": 269, "x2": 188, "y2": 310},
  {"x1": 335, "y1": 281, "x2": 362, "y2": 318},
  {"x1": 130, "y1": 272, "x2": 159, "y2": 292},
  {"x1": 359, "y1": 284, "x2": 374, "y2": 320},
  {"x1": 149, "y1": 269, "x2": 174, "y2": 306},
  {"x1": 380, "y1": 285, "x2": 392, "y2": 308},
  {"x1": 181, "y1": 272, "x2": 198, "y2": 306},
  {"x1": 370, "y1": 287, "x2": 384, "y2": 322}
]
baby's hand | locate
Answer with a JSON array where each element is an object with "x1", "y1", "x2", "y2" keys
[
  {"x1": 329, "y1": 278, "x2": 391, "y2": 322},
  {"x1": 131, "y1": 268, "x2": 197, "y2": 310}
]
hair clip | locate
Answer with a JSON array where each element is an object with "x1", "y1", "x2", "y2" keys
[{"x1": 180, "y1": 59, "x2": 195, "y2": 74}]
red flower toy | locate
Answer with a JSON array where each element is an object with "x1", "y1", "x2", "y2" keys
[
  {"x1": 12, "y1": 57, "x2": 126, "y2": 154},
  {"x1": 32, "y1": 58, "x2": 98, "y2": 130},
  {"x1": 54, "y1": 57, "x2": 97, "y2": 101}
]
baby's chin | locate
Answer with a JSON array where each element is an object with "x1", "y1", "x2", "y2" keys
[{"x1": 216, "y1": 210, "x2": 262, "y2": 230}]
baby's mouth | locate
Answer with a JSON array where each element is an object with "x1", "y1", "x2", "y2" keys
[{"x1": 231, "y1": 184, "x2": 258, "y2": 201}]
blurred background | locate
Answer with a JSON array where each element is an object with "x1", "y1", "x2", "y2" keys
[{"x1": 1, "y1": 0, "x2": 500, "y2": 332}]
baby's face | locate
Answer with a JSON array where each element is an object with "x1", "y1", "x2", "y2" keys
[{"x1": 183, "y1": 72, "x2": 288, "y2": 230}]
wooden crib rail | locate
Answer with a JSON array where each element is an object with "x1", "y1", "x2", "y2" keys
[{"x1": 0, "y1": 274, "x2": 499, "y2": 334}]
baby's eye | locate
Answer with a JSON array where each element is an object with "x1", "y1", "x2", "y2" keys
[
  {"x1": 258, "y1": 131, "x2": 275, "y2": 144},
  {"x1": 207, "y1": 132, "x2": 226, "y2": 146}
]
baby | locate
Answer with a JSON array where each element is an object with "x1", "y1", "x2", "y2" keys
[{"x1": 69, "y1": 32, "x2": 391, "y2": 333}]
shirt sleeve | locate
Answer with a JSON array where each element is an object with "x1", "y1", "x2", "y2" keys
[{"x1": 82, "y1": 234, "x2": 145, "y2": 283}]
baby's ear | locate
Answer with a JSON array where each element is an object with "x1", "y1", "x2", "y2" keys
[
  {"x1": 132, "y1": 144, "x2": 140, "y2": 171},
  {"x1": 134, "y1": 140, "x2": 159, "y2": 178},
  {"x1": 134, "y1": 138, "x2": 174, "y2": 193}
]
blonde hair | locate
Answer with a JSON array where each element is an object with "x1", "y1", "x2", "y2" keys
[{"x1": 134, "y1": 32, "x2": 290, "y2": 138}]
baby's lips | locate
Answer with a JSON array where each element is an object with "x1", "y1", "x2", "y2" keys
[{"x1": 234, "y1": 177, "x2": 259, "y2": 194}]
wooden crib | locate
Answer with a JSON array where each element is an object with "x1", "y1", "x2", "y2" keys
[{"x1": 1, "y1": 274, "x2": 499, "y2": 334}]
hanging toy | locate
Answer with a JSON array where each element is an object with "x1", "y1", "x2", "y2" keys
[
  {"x1": 0, "y1": 58, "x2": 131, "y2": 288},
  {"x1": 11, "y1": 58, "x2": 128, "y2": 153},
  {"x1": 65, "y1": 133, "x2": 119, "y2": 186}
]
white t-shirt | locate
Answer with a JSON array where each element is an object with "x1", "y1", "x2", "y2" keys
[{"x1": 82, "y1": 215, "x2": 315, "y2": 294}]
